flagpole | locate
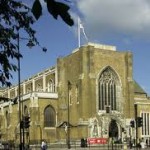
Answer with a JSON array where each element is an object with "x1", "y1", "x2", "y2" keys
[{"x1": 78, "y1": 17, "x2": 80, "y2": 48}]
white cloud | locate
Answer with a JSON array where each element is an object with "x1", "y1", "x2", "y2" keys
[{"x1": 76, "y1": 0, "x2": 150, "y2": 40}]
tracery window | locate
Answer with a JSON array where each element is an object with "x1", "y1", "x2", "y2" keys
[
  {"x1": 141, "y1": 112, "x2": 150, "y2": 136},
  {"x1": 44, "y1": 105, "x2": 56, "y2": 127},
  {"x1": 26, "y1": 83, "x2": 32, "y2": 93},
  {"x1": 27, "y1": 87, "x2": 31, "y2": 93},
  {"x1": 36, "y1": 83, "x2": 43, "y2": 92},
  {"x1": 47, "y1": 79, "x2": 55, "y2": 93},
  {"x1": 99, "y1": 67, "x2": 118, "y2": 111}
]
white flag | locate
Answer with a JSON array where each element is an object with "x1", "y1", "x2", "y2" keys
[{"x1": 79, "y1": 23, "x2": 84, "y2": 29}]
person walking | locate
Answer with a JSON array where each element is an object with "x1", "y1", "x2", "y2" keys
[{"x1": 41, "y1": 140, "x2": 47, "y2": 150}]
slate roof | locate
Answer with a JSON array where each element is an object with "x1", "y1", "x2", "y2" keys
[{"x1": 134, "y1": 81, "x2": 146, "y2": 94}]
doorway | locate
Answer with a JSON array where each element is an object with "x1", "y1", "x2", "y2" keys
[{"x1": 109, "y1": 119, "x2": 119, "y2": 139}]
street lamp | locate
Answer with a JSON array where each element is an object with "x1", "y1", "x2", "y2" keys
[
  {"x1": 17, "y1": 33, "x2": 22, "y2": 150},
  {"x1": 1, "y1": 32, "x2": 46, "y2": 149},
  {"x1": 67, "y1": 81, "x2": 71, "y2": 149},
  {"x1": 17, "y1": 33, "x2": 35, "y2": 150},
  {"x1": 17, "y1": 34, "x2": 47, "y2": 149},
  {"x1": 134, "y1": 103, "x2": 138, "y2": 148},
  {"x1": 0, "y1": 35, "x2": 26, "y2": 149},
  {"x1": 1, "y1": 30, "x2": 47, "y2": 149}
]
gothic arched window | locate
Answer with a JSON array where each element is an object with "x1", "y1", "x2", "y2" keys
[
  {"x1": 36, "y1": 83, "x2": 42, "y2": 92},
  {"x1": 98, "y1": 67, "x2": 119, "y2": 111},
  {"x1": 47, "y1": 79, "x2": 55, "y2": 93},
  {"x1": 44, "y1": 105, "x2": 56, "y2": 127}
]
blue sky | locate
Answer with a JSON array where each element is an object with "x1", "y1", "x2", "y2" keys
[{"x1": 12, "y1": 0, "x2": 150, "y2": 95}]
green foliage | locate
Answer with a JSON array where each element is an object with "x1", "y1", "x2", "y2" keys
[
  {"x1": 32, "y1": 0, "x2": 42, "y2": 20},
  {"x1": 0, "y1": 0, "x2": 74, "y2": 87},
  {"x1": 0, "y1": 0, "x2": 38, "y2": 86},
  {"x1": 32, "y1": 0, "x2": 74, "y2": 26}
]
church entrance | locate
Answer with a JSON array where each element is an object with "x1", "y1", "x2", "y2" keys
[{"x1": 109, "y1": 119, "x2": 119, "y2": 139}]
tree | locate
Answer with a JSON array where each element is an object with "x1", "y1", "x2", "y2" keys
[
  {"x1": 0, "y1": 0, "x2": 74, "y2": 87},
  {"x1": 32, "y1": 0, "x2": 74, "y2": 26}
]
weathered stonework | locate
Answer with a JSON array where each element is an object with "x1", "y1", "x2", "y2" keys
[{"x1": 0, "y1": 43, "x2": 149, "y2": 146}]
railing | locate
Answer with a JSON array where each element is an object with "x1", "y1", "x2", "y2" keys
[{"x1": 29, "y1": 143, "x2": 124, "y2": 149}]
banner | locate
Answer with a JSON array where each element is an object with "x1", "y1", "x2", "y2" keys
[{"x1": 88, "y1": 138, "x2": 107, "y2": 144}]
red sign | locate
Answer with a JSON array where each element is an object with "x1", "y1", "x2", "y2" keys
[{"x1": 88, "y1": 138, "x2": 107, "y2": 144}]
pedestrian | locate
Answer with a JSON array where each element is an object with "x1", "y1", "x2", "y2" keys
[
  {"x1": 129, "y1": 141, "x2": 133, "y2": 149},
  {"x1": 140, "y1": 141, "x2": 145, "y2": 149},
  {"x1": 41, "y1": 140, "x2": 47, "y2": 150},
  {"x1": 146, "y1": 139, "x2": 148, "y2": 147}
]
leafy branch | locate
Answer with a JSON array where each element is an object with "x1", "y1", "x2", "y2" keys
[{"x1": 32, "y1": 0, "x2": 74, "y2": 26}]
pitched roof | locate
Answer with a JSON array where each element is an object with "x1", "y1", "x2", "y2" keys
[{"x1": 134, "y1": 81, "x2": 146, "y2": 94}]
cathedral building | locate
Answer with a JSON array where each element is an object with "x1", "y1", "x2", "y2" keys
[{"x1": 0, "y1": 43, "x2": 149, "y2": 146}]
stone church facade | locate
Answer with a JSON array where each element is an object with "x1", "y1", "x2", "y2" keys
[{"x1": 0, "y1": 43, "x2": 149, "y2": 146}]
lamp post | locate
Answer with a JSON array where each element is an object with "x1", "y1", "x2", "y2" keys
[
  {"x1": 1, "y1": 33, "x2": 43, "y2": 149},
  {"x1": 134, "y1": 103, "x2": 138, "y2": 149},
  {"x1": 17, "y1": 33, "x2": 23, "y2": 150},
  {"x1": 67, "y1": 81, "x2": 71, "y2": 149},
  {"x1": 0, "y1": 34, "x2": 23, "y2": 149},
  {"x1": 17, "y1": 33, "x2": 34, "y2": 150}
]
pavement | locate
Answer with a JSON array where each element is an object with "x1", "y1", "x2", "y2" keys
[
  {"x1": 31, "y1": 148, "x2": 150, "y2": 150},
  {"x1": 44, "y1": 148, "x2": 150, "y2": 150},
  {"x1": 30, "y1": 146, "x2": 150, "y2": 150},
  {"x1": 1, "y1": 144, "x2": 150, "y2": 150}
]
